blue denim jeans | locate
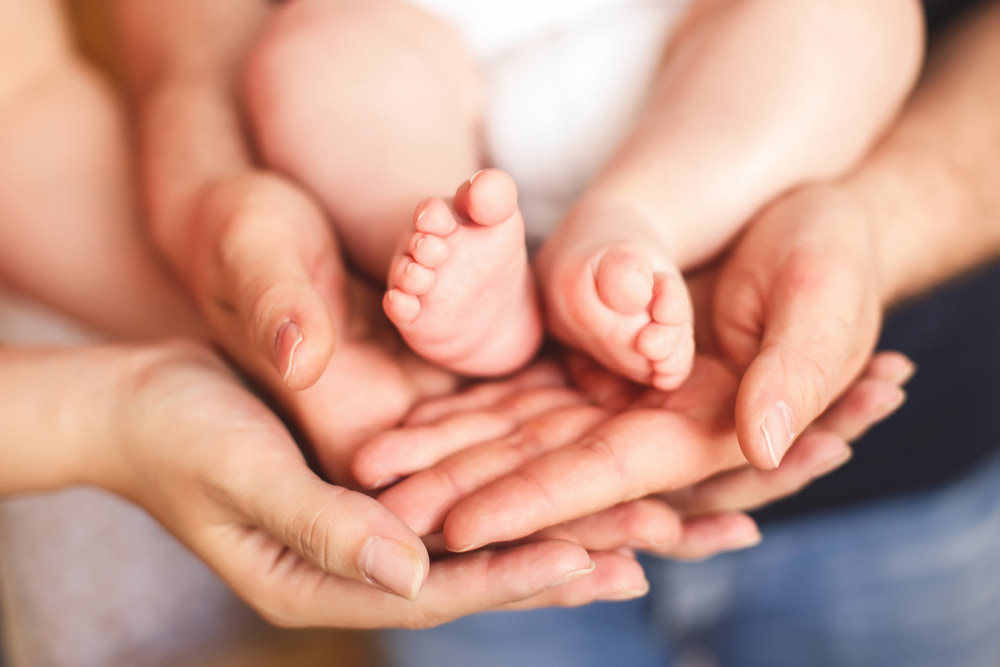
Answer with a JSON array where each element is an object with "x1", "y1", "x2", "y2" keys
[{"x1": 381, "y1": 450, "x2": 1000, "y2": 667}]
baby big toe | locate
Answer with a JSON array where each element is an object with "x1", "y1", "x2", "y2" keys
[{"x1": 595, "y1": 246, "x2": 654, "y2": 315}]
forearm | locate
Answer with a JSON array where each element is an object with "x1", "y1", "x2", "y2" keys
[
  {"x1": 112, "y1": 0, "x2": 269, "y2": 279},
  {"x1": 847, "y1": 0, "x2": 1000, "y2": 307},
  {"x1": 591, "y1": 0, "x2": 924, "y2": 264}
]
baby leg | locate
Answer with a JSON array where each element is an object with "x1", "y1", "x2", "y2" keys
[
  {"x1": 0, "y1": 0, "x2": 203, "y2": 339},
  {"x1": 536, "y1": 0, "x2": 923, "y2": 389},
  {"x1": 246, "y1": 0, "x2": 483, "y2": 281},
  {"x1": 385, "y1": 169, "x2": 542, "y2": 377}
]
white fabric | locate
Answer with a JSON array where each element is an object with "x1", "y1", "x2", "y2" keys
[{"x1": 404, "y1": 0, "x2": 689, "y2": 246}]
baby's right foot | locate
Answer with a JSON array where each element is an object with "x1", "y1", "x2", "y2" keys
[
  {"x1": 383, "y1": 169, "x2": 543, "y2": 377},
  {"x1": 535, "y1": 200, "x2": 695, "y2": 390}
]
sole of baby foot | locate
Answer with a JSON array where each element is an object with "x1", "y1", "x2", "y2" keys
[
  {"x1": 542, "y1": 241, "x2": 695, "y2": 389},
  {"x1": 383, "y1": 169, "x2": 543, "y2": 377}
]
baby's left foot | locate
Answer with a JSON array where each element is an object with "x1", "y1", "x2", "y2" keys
[
  {"x1": 535, "y1": 202, "x2": 694, "y2": 390},
  {"x1": 384, "y1": 169, "x2": 543, "y2": 376}
]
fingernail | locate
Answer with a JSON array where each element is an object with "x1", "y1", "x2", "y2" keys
[
  {"x1": 274, "y1": 320, "x2": 304, "y2": 385},
  {"x1": 549, "y1": 560, "x2": 596, "y2": 588},
  {"x1": 469, "y1": 169, "x2": 485, "y2": 183},
  {"x1": 598, "y1": 581, "x2": 650, "y2": 601},
  {"x1": 414, "y1": 200, "x2": 431, "y2": 224},
  {"x1": 361, "y1": 537, "x2": 424, "y2": 600},
  {"x1": 761, "y1": 402, "x2": 795, "y2": 468}
]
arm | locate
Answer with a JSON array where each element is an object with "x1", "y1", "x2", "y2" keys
[
  {"x1": 589, "y1": 0, "x2": 925, "y2": 262},
  {"x1": 113, "y1": 0, "x2": 340, "y2": 388},
  {"x1": 852, "y1": 0, "x2": 1000, "y2": 306},
  {"x1": 0, "y1": 0, "x2": 203, "y2": 338},
  {"x1": 114, "y1": 0, "x2": 266, "y2": 269},
  {"x1": 714, "y1": 0, "x2": 1000, "y2": 468},
  {"x1": 0, "y1": 341, "x2": 647, "y2": 625}
]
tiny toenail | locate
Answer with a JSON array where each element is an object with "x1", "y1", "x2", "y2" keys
[
  {"x1": 415, "y1": 201, "x2": 431, "y2": 224},
  {"x1": 469, "y1": 169, "x2": 485, "y2": 183}
]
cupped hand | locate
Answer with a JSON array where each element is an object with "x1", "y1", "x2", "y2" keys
[
  {"x1": 88, "y1": 340, "x2": 647, "y2": 628},
  {"x1": 353, "y1": 348, "x2": 910, "y2": 556},
  {"x1": 704, "y1": 184, "x2": 888, "y2": 469},
  {"x1": 188, "y1": 171, "x2": 343, "y2": 390}
]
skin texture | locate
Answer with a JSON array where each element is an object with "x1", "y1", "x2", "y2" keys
[
  {"x1": 0, "y1": 0, "x2": 204, "y2": 339},
  {"x1": 238, "y1": 0, "x2": 924, "y2": 386},
  {"x1": 101, "y1": 0, "x2": 1000, "y2": 629},
  {"x1": 0, "y1": 340, "x2": 652, "y2": 628},
  {"x1": 358, "y1": 0, "x2": 1000, "y2": 554}
]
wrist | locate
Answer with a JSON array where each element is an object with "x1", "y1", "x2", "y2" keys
[
  {"x1": 0, "y1": 345, "x2": 133, "y2": 494},
  {"x1": 87, "y1": 340, "x2": 225, "y2": 499},
  {"x1": 846, "y1": 137, "x2": 982, "y2": 309}
]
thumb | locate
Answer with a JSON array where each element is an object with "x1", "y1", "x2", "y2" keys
[
  {"x1": 195, "y1": 174, "x2": 342, "y2": 390},
  {"x1": 734, "y1": 251, "x2": 877, "y2": 469},
  {"x1": 243, "y1": 467, "x2": 430, "y2": 600}
]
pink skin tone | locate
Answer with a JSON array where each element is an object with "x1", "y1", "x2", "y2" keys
[
  {"x1": 535, "y1": 199, "x2": 695, "y2": 391},
  {"x1": 352, "y1": 350, "x2": 912, "y2": 554},
  {"x1": 254, "y1": 0, "x2": 917, "y2": 387},
  {"x1": 384, "y1": 169, "x2": 543, "y2": 377}
]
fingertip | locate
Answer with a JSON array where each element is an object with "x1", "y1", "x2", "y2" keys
[
  {"x1": 736, "y1": 366, "x2": 798, "y2": 470},
  {"x1": 272, "y1": 317, "x2": 335, "y2": 390},
  {"x1": 274, "y1": 319, "x2": 305, "y2": 383},
  {"x1": 865, "y1": 351, "x2": 916, "y2": 386},
  {"x1": 360, "y1": 535, "x2": 429, "y2": 600},
  {"x1": 760, "y1": 401, "x2": 796, "y2": 469}
]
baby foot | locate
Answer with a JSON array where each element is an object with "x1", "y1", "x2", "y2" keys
[
  {"x1": 383, "y1": 169, "x2": 543, "y2": 377},
  {"x1": 535, "y1": 204, "x2": 694, "y2": 390}
]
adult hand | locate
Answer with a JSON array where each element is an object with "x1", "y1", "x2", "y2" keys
[
  {"x1": 187, "y1": 171, "x2": 343, "y2": 390},
  {"x1": 353, "y1": 348, "x2": 910, "y2": 556},
  {"x1": 705, "y1": 184, "x2": 886, "y2": 470},
  {"x1": 351, "y1": 182, "x2": 907, "y2": 553},
  {"x1": 116, "y1": 1, "x2": 343, "y2": 390},
  {"x1": 71, "y1": 340, "x2": 648, "y2": 628}
]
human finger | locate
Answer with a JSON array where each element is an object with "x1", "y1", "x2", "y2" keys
[
  {"x1": 376, "y1": 404, "x2": 610, "y2": 535},
  {"x1": 810, "y1": 353, "x2": 911, "y2": 443},
  {"x1": 209, "y1": 532, "x2": 646, "y2": 628},
  {"x1": 664, "y1": 512, "x2": 762, "y2": 561},
  {"x1": 663, "y1": 431, "x2": 852, "y2": 516},
  {"x1": 658, "y1": 351, "x2": 910, "y2": 516},
  {"x1": 354, "y1": 385, "x2": 594, "y2": 490},
  {"x1": 404, "y1": 358, "x2": 568, "y2": 426},
  {"x1": 194, "y1": 172, "x2": 341, "y2": 389},
  {"x1": 441, "y1": 359, "x2": 746, "y2": 552},
  {"x1": 537, "y1": 497, "x2": 684, "y2": 552},
  {"x1": 731, "y1": 246, "x2": 876, "y2": 470}
]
